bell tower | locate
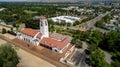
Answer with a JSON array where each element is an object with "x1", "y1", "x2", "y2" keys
[{"x1": 40, "y1": 16, "x2": 49, "y2": 37}]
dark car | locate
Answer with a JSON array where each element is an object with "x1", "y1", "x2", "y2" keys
[
  {"x1": 7, "y1": 30, "x2": 16, "y2": 36},
  {"x1": 85, "y1": 58, "x2": 91, "y2": 66},
  {"x1": 84, "y1": 49, "x2": 90, "y2": 55}
]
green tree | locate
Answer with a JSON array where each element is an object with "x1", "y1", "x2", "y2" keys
[
  {"x1": 15, "y1": 24, "x2": 19, "y2": 32},
  {"x1": 99, "y1": 31, "x2": 120, "y2": 52},
  {"x1": 48, "y1": 19, "x2": 55, "y2": 26},
  {"x1": 112, "y1": 51, "x2": 120, "y2": 62},
  {"x1": 111, "y1": 60, "x2": 120, "y2": 67},
  {"x1": 89, "y1": 30, "x2": 103, "y2": 45},
  {"x1": 88, "y1": 44, "x2": 97, "y2": 53},
  {"x1": 10, "y1": 27, "x2": 13, "y2": 31},
  {"x1": 71, "y1": 38, "x2": 82, "y2": 48},
  {"x1": 49, "y1": 25, "x2": 55, "y2": 32},
  {"x1": 95, "y1": 14, "x2": 112, "y2": 30},
  {"x1": 66, "y1": 23, "x2": 71, "y2": 27},
  {"x1": 2, "y1": 15, "x2": 15, "y2": 23},
  {"x1": 73, "y1": 21, "x2": 81, "y2": 26},
  {"x1": 1, "y1": 28, "x2": 7, "y2": 34},
  {"x1": 60, "y1": 21, "x2": 66, "y2": 26},
  {"x1": 12, "y1": 23, "x2": 16, "y2": 27},
  {"x1": 80, "y1": 31, "x2": 91, "y2": 41},
  {"x1": 0, "y1": 44, "x2": 19, "y2": 67},
  {"x1": 89, "y1": 48, "x2": 106, "y2": 67}
]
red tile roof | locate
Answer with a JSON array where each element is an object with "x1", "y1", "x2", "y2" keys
[
  {"x1": 37, "y1": 33, "x2": 42, "y2": 38},
  {"x1": 21, "y1": 28, "x2": 69, "y2": 50},
  {"x1": 40, "y1": 37, "x2": 69, "y2": 50},
  {"x1": 57, "y1": 38, "x2": 69, "y2": 49},
  {"x1": 21, "y1": 28, "x2": 42, "y2": 38}
]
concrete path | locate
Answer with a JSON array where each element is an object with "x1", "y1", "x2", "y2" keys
[{"x1": 104, "y1": 51, "x2": 112, "y2": 64}]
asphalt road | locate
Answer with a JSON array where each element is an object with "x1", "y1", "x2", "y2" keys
[
  {"x1": 82, "y1": 12, "x2": 110, "y2": 29},
  {"x1": 80, "y1": 12, "x2": 110, "y2": 33}
]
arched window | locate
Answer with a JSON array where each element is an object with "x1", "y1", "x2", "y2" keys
[
  {"x1": 45, "y1": 21, "x2": 47, "y2": 25},
  {"x1": 41, "y1": 21, "x2": 43, "y2": 26}
]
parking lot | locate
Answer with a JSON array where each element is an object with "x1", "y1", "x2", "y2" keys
[{"x1": 70, "y1": 49, "x2": 89, "y2": 67}]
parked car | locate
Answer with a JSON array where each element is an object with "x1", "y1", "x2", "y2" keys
[
  {"x1": 84, "y1": 49, "x2": 90, "y2": 55},
  {"x1": 7, "y1": 30, "x2": 16, "y2": 36},
  {"x1": 85, "y1": 58, "x2": 91, "y2": 66}
]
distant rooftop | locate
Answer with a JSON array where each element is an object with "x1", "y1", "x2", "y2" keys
[
  {"x1": 50, "y1": 32, "x2": 72, "y2": 42},
  {"x1": 51, "y1": 16, "x2": 80, "y2": 24}
]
